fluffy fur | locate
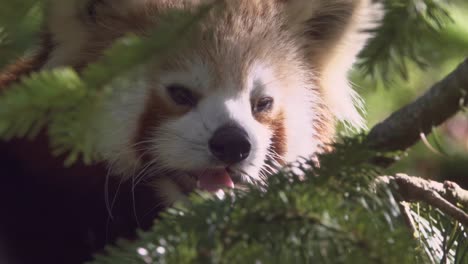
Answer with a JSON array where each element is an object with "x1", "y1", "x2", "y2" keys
[{"x1": 0, "y1": 1, "x2": 381, "y2": 263}]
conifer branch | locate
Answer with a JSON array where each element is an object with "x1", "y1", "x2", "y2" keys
[
  {"x1": 359, "y1": 0, "x2": 452, "y2": 81},
  {"x1": 366, "y1": 58, "x2": 468, "y2": 151},
  {"x1": 378, "y1": 174, "x2": 468, "y2": 227}
]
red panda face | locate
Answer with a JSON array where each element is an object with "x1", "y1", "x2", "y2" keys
[
  {"x1": 39, "y1": 0, "x2": 381, "y2": 204},
  {"x1": 97, "y1": 43, "x2": 326, "y2": 202}
]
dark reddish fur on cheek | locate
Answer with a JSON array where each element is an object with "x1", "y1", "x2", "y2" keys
[
  {"x1": 269, "y1": 111, "x2": 287, "y2": 165},
  {"x1": 255, "y1": 110, "x2": 287, "y2": 165},
  {"x1": 134, "y1": 90, "x2": 189, "y2": 162},
  {"x1": 313, "y1": 94, "x2": 336, "y2": 154}
]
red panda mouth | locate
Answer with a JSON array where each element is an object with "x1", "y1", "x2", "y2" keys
[{"x1": 191, "y1": 168, "x2": 235, "y2": 193}]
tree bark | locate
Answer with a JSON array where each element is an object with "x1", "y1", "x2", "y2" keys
[
  {"x1": 377, "y1": 174, "x2": 468, "y2": 227},
  {"x1": 366, "y1": 58, "x2": 468, "y2": 151}
]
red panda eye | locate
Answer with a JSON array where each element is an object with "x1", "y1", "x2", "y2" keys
[
  {"x1": 253, "y1": 97, "x2": 274, "y2": 113},
  {"x1": 166, "y1": 84, "x2": 197, "y2": 106}
]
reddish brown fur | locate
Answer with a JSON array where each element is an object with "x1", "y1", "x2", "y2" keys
[
  {"x1": 253, "y1": 102, "x2": 287, "y2": 163},
  {"x1": 314, "y1": 102, "x2": 335, "y2": 153},
  {"x1": 134, "y1": 89, "x2": 190, "y2": 161},
  {"x1": 268, "y1": 111, "x2": 288, "y2": 165}
]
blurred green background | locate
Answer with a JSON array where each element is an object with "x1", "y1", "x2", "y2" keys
[{"x1": 353, "y1": 2, "x2": 468, "y2": 187}]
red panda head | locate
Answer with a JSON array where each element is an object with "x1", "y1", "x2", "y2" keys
[{"x1": 39, "y1": 0, "x2": 381, "y2": 204}]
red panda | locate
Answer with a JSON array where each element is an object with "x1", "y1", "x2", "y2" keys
[{"x1": 0, "y1": 0, "x2": 381, "y2": 263}]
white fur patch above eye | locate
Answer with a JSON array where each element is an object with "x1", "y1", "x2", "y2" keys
[
  {"x1": 156, "y1": 57, "x2": 213, "y2": 96},
  {"x1": 248, "y1": 62, "x2": 282, "y2": 99}
]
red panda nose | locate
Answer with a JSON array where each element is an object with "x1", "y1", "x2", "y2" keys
[{"x1": 209, "y1": 124, "x2": 251, "y2": 164}]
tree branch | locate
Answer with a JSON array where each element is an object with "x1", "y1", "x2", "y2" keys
[
  {"x1": 377, "y1": 174, "x2": 468, "y2": 227},
  {"x1": 364, "y1": 60, "x2": 468, "y2": 228},
  {"x1": 366, "y1": 58, "x2": 468, "y2": 151}
]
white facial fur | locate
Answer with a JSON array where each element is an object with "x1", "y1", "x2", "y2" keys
[
  {"x1": 93, "y1": 67, "x2": 153, "y2": 177},
  {"x1": 92, "y1": 53, "x2": 320, "y2": 193},
  {"x1": 150, "y1": 59, "x2": 282, "y2": 184}
]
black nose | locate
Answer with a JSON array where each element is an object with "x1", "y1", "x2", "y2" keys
[{"x1": 209, "y1": 124, "x2": 251, "y2": 164}]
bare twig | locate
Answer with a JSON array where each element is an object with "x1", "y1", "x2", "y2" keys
[
  {"x1": 377, "y1": 174, "x2": 468, "y2": 227},
  {"x1": 398, "y1": 201, "x2": 419, "y2": 237},
  {"x1": 443, "y1": 180, "x2": 468, "y2": 208},
  {"x1": 366, "y1": 58, "x2": 468, "y2": 151}
]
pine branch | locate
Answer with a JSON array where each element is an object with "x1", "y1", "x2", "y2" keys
[
  {"x1": 88, "y1": 138, "x2": 420, "y2": 264},
  {"x1": 0, "y1": 2, "x2": 221, "y2": 164},
  {"x1": 366, "y1": 58, "x2": 468, "y2": 151},
  {"x1": 359, "y1": 0, "x2": 453, "y2": 81},
  {"x1": 377, "y1": 174, "x2": 468, "y2": 227},
  {"x1": 0, "y1": 0, "x2": 43, "y2": 67},
  {"x1": 376, "y1": 174, "x2": 468, "y2": 263}
]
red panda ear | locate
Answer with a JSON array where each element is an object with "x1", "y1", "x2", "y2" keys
[
  {"x1": 45, "y1": 0, "x2": 206, "y2": 69},
  {"x1": 43, "y1": 0, "x2": 161, "y2": 68},
  {"x1": 280, "y1": 0, "x2": 381, "y2": 68},
  {"x1": 280, "y1": 0, "x2": 383, "y2": 129}
]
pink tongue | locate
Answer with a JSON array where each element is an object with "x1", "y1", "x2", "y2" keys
[{"x1": 197, "y1": 169, "x2": 234, "y2": 192}]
